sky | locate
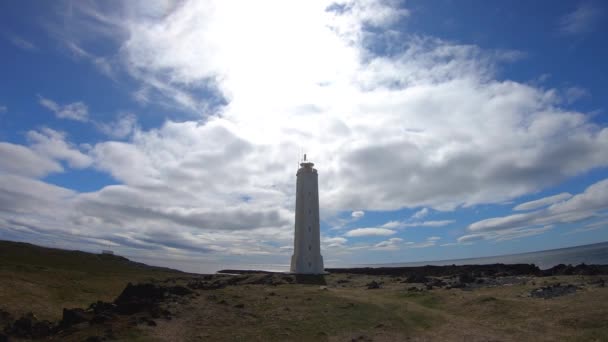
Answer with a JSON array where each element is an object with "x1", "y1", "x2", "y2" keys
[{"x1": 1, "y1": 0, "x2": 607, "y2": 273}]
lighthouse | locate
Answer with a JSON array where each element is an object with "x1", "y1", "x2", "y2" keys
[{"x1": 290, "y1": 155, "x2": 325, "y2": 274}]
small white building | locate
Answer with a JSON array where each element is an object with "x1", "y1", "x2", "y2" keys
[
  {"x1": 290, "y1": 155, "x2": 325, "y2": 274},
  {"x1": 101, "y1": 250, "x2": 114, "y2": 255}
]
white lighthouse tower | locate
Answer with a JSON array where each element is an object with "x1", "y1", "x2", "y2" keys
[{"x1": 290, "y1": 155, "x2": 325, "y2": 274}]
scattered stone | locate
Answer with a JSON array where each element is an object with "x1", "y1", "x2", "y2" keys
[
  {"x1": 89, "y1": 301, "x2": 116, "y2": 314},
  {"x1": 234, "y1": 304, "x2": 245, "y2": 309},
  {"x1": 113, "y1": 283, "x2": 191, "y2": 315},
  {"x1": 268, "y1": 292, "x2": 276, "y2": 296},
  {"x1": 60, "y1": 308, "x2": 93, "y2": 328},
  {"x1": 90, "y1": 313, "x2": 113, "y2": 325},
  {"x1": 84, "y1": 336, "x2": 104, "y2": 342},
  {"x1": 366, "y1": 280, "x2": 382, "y2": 289},
  {"x1": 375, "y1": 323, "x2": 385, "y2": 328},
  {"x1": 458, "y1": 273, "x2": 476, "y2": 284},
  {"x1": 9, "y1": 312, "x2": 54, "y2": 339},
  {"x1": 166, "y1": 286, "x2": 193, "y2": 296},
  {"x1": 206, "y1": 294, "x2": 218, "y2": 301},
  {"x1": 588, "y1": 278, "x2": 605, "y2": 287},
  {"x1": 406, "y1": 274, "x2": 429, "y2": 283},
  {"x1": 337, "y1": 279, "x2": 350, "y2": 284},
  {"x1": 0, "y1": 309, "x2": 13, "y2": 331},
  {"x1": 542, "y1": 264, "x2": 608, "y2": 276},
  {"x1": 530, "y1": 284, "x2": 578, "y2": 299},
  {"x1": 219, "y1": 300, "x2": 228, "y2": 305}
]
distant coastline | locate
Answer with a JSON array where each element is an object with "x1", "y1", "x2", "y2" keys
[{"x1": 366, "y1": 241, "x2": 608, "y2": 270}]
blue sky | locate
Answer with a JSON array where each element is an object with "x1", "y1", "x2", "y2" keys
[{"x1": 1, "y1": 0, "x2": 607, "y2": 273}]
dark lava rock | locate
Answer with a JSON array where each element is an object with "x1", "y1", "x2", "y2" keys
[
  {"x1": 10, "y1": 312, "x2": 54, "y2": 338},
  {"x1": 0, "y1": 309, "x2": 13, "y2": 332},
  {"x1": 542, "y1": 263, "x2": 608, "y2": 276},
  {"x1": 234, "y1": 304, "x2": 245, "y2": 309},
  {"x1": 84, "y1": 336, "x2": 104, "y2": 342},
  {"x1": 60, "y1": 308, "x2": 93, "y2": 328},
  {"x1": 113, "y1": 283, "x2": 190, "y2": 315},
  {"x1": 429, "y1": 278, "x2": 447, "y2": 287},
  {"x1": 327, "y1": 263, "x2": 542, "y2": 277},
  {"x1": 530, "y1": 283, "x2": 578, "y2": 299},
  {"x1": 366, "y1": 280, "x2": 382, "y2": 289},
  {"x1": 90, "y1": 312, "x2": 115, "y2": 325},
  {"x1": 31, "y1": 320, "x2": 54, "y2": 338},
  {"x1": 458, "y1": 273, "x2": 476, "y2": 284},
  {"x1": 337, "y1": 279, "x2": 350, "y2": 284},
  {"x1": 88, "y1": 301, "x2": 116, "y2": 315},
  {"x1": 166, "y1": 286, "x2": 193, "y2": 296},
  {"x1": 405, "y1": 274, "x2": 429, "y2": 283},
  {"x1": 114, "y1": 283, "x2": 166, "y2": 314}
]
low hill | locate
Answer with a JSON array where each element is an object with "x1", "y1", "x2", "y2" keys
[{"x1": 0, "y1": 240, "x2": 187, "y2": 320}]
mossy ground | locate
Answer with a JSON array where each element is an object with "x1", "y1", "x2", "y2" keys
[
  {"x1": 1, "y1": 240, "x2": 607, "y2": 341},
  {"x1": 0, "y1": 240, "x2": 185, "y2": 321}
]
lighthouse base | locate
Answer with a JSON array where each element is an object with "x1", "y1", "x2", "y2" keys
[{"x1": 290, "y1": 253, "x2": 325, "y2": 274}]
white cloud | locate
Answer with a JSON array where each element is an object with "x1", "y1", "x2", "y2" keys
[
  {"x1": 372, "y1": 236, "x2": 439, "y2": 250},
  {"x1": 373, "y1": 237, "x2": 403, "y2": 250},
  {"x1": 38, "y1": 95, "x2": 89, "y2": 121},
  {"x1": 0, "y1": 143, "x2": 62, "y2": 177},
  {"x1": 45, "y1": 0, "x2": 608, "y2": 214},
  {"x1": 457, "y1": 178, "x2": 608, "y2": 244},
  {"x1": 408, "y1": 236, "x2": 441, "y2": 248},
  {"x1": 96, "y1": 113, "x2": 137, "y2": 138},
  {"x1": 5, "y1": 33, "x2": 37, "y2": 51},
  {"x1": 3, "y1": 0, "x2": 608, "y2": 266},
  {"x1": 559, "y1": 3, "x2": 603, "y2": 35},
  {"x1": 345, "y1": 227, "x2": 396, "y2": 237},
  {"x1": 567, "y1": 218, "x2": 608, "y2": 235},
  {"x1": 351, "y1": 210, "x2": 365, "y2": 219},
  {"x1": 513, "y1": 192, "x2": 572, "y2": 211},
  {"x1": 564, "y1": 86, "x2": 590, "y2": 104},
  {"x1": 403, "y1": 220, "x2": 454, "y2": 227},
  {"x1": 412, "y1": 207, "x2": 428, "y2": 219},
  {"x1": 323, "y1": 236, "x2": 348, "y2": 248},
  {"x1": 27, "y1": 128, "x2": 92, "y2": 169},
  {"x1": 458, "y1": 225, "x2": 553, "y2": 244},
  {"x1": 381, "y1": 219, "x2": 453, "y2": 228}
]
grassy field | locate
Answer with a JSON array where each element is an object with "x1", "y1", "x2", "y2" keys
[
  {"x1": 1, "y1": 240, "x2": 608, "y2": 341},
  {"x1": 140, "y1": 273, "x2": 608, "y2": 341},
  {"x1": 0, "y1": 240, "x2": 185, "y2": 321}
]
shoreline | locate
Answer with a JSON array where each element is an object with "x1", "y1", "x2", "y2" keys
[{"x1": 219, "y1": 262, "x2": 608, "y2": 277}]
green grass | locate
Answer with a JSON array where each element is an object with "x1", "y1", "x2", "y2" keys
[
  {"x1": 397, "y1": 291, "x2": 442, "y2": 309},
  {"x1": 0, "y1": 240, "x2": 186, "y2": 320}
]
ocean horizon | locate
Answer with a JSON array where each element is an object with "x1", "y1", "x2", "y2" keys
[{"x1": 134, "y1": 240, "x2": 608, "y2": 274}]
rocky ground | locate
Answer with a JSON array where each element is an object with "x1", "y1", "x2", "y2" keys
[{"x1": 1, "y1": 263, "x2": 607, "y2": 341}]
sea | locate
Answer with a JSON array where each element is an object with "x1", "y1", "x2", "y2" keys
[
  {"x1": 134, "y1": 241, "x2": 608, "y2": 274},
  {"x1": 368, "y1": 241, "x2": 608, "y2": 270}
]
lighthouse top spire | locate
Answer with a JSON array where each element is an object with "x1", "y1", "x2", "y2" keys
[{"x1": 299, "y1": 153, "x2": 315, "y2": 172}]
